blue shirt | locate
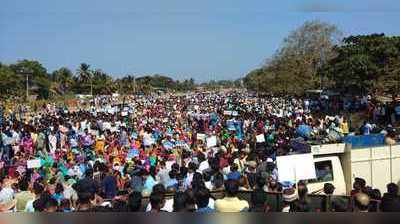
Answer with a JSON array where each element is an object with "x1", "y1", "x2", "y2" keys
[
  {"x1": 166, "y1": 178, "x2": 178, "y2": 189},
  {"x1": 144, "y1": 176, "x2": 156, "y2": 192},
  {"x1": 227, "y1": 171, "x2": 241, "y2": 181},
  {"x1": 196, "y1": 207, "x2": 215, "y2": 213},
  {"x1": 102, "y1": 175, "x2": 117, "y2": 199}
]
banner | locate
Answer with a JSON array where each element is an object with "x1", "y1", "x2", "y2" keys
[
  {"x1": 27, "y1": 159, "x2": 42, "y2": 169},
  {"x1": 276, "y1": 153, "x2": 316, "y2": 182}
]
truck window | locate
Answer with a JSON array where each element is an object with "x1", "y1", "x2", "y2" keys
[{"x1": 309, "y1": 160, "x2": 334, "y2": 183}]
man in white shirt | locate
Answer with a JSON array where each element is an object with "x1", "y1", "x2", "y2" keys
[
  {"x1": 0, "y1": 177, "x2": 15, "y2": 207},
  {"x1": 198, "y1": 160, "x2": 210, "y2": 173},
  {"x1": 156, "y1": 161, "x2": 171, "y2": 188}
]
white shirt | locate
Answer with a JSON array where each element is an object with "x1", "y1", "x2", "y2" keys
[
  {"x1": 146, "y1": 198, "x2": 174, "y2": 212},
  {"x1": 0, "y1": 187, "x2": 14, "y2": 204},
  {"x1": 184, "y1": 173, "x2": 194, "y2": 188},
  {"x1": 146, "y1": 198, "x2": 215, "y2": 212},
  {"x1": 282, "y1": 205, "x2": 290, "y2": 212},
  {"x1": 205, "y1": 181, "x2": 213, "y2": 191},
  {"x1": 11, "y1": 131, "x2": 20, "y2": 145},
  {"x1": 198, "y1": 161, "x2": 210, "y2": 173},
  {"x1": 63, "y1": 186, "x2": 78, "y2": 202},
  {"x1": 143, "y1": 132, "x2": 154, "y2": 147}
]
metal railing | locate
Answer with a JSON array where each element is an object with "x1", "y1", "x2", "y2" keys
[{"x1": 136, "y1": 190, "x2": 382, "y2": 212}]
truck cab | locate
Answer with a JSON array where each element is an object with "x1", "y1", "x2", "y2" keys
[
  {"x1": 306, "y1": 142, "x2": 400, "y2": 196},
  {"x1": 307, "y1": 156, "x2": 347, "y2": 195},
  {"x1": 307, "y1": 143, "x2": 347, "y2": 195}
]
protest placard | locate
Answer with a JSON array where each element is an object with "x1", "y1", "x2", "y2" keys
[
  {"x1": 206, "y1": 136, "x2": 217, "y2": 148},
  {"x1": 276, "y1": 153, "x2": 316, "y2": 182},
  {"x1": 163, "y1": 141, "x2": 174, "y2": 150},
  {"x1": 197, "y1": 133, "x2": 206, "y2": 141},
  {"x1": 256, "y1": 134, "x2": 265, "y2": 143},
  {"x1": 223, "y1": 110, "x2": 232, "y2": 116},
  {"x1": 27, "y1": 159, "x2": 42, "y2": 169}
]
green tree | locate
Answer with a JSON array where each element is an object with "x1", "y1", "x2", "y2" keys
[
  {"x1": 76, "y1": 63, "x2": 93, "y2": 95},
  {"x1": 0, "y1": 64, "x2": 23, "y2": 97},
  {"x1": 92, "y1": 69, "x2": 114, "y2": 94},
  {"x1": 324, "y1": 34, "x2": 400, "y2": 94},
  {"x1": 52, "y1": 67, "x2": 74, "y2": 94},
  {"x1": 244, "y1": 20, "x2": 342, "y2": 95},
  {"x1": 9, "y1": 59, "x2": 51, "y2": 99}
]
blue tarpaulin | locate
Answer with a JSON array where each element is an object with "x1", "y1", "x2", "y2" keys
[
  {"x1": 290, "y1": 138, "x2": 311, "y2": 153},
  {"x1": 344, "y1": 134, "x2": 385, "y2": 149},
  {"x1": 297, "y1": 124, "x2": 312, "y2": 138}
]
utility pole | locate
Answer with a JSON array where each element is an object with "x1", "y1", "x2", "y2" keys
[
  {"x1": 18, "y1": 68, "x2": 33, "y2": 102},
  {"x1": 133, "y1": 75, "x2": 136, "y2": 95},
  {"x1": 90, "y1": 78, "x2": 93, "y2": 96},
  {"x1": 26, "y1": 73, "x2": 29, "y2": 100}
]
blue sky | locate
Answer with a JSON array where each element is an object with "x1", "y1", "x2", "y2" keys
[{"x1": 1, "y1": 0, "x2": 399, "y2": 82}]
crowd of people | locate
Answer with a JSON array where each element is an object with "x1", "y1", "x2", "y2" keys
[{"x1": 0, "y1": 90, "x2": 399, "y2": 212}]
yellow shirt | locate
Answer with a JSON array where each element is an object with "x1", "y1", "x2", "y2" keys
[
  {"x1": 95, "y1": 140, "x2": 105, "y2": 154},
  {"x1": 31, "y1": 133, "x2": 38, "y2": 145},
  {"x1": 215, "y1": 197, "x2": 249, "y2": 212},
  {"x1": 340, "y1": 122, "x2": 349, "y2": 134},
  {"x1": 15, "y1": 191, "x2": 35, "y2": 212}
]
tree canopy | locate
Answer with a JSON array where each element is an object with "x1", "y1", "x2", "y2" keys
[
  {"x1": 324, "y1": 34, "x2": 400, "y2": 94},
  {"x1": 0, "y1": 60, "x2": 235, "y2": 100},
  {"x1": 244, "y1": 20, "x2": 400, "y2": 96}
]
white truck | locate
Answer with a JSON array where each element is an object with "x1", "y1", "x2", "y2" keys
[{"x1": 306, "y1": 143, "x2": 400, "y2": 195}]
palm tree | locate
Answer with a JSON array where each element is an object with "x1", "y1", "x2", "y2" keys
[
  {"x1": 52, "y1": 67, "x2": 74, "y2": 93},
  {"x1": 77, "y1": 63, "x2": 93, "y2": 95},
  {"x1": 92, "y1": 69, "x2": 114, "y2": 95}
]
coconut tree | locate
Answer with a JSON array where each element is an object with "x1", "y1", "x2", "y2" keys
[
  {"x1": 77, "y1": 63, "x2": 93, "y2": 95},
  {"x1": 52, "y1": 67, "x2": 74, "y2": 93}
]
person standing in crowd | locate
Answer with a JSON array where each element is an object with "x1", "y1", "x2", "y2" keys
[
  {"x1": 353, "y1": 193, "x2": 370, "y2": 212},
  {"x1": 339, "y1": 117, "x2": 349, "y2": 135},
  {"x1": 101, "y1": 168, "x2": 117, "y2": 200},
  {"x1": 351, "y1": 178, "x2": 367, "y2": 196},
  {"x1": 127, "y1": 192, "x2": 143, "y2": 212},
  {"x1": 215, "y1": 180, "x2": 249, "y2": 212},
  {"x1": 156, "y1": 161, "x2": 170, "y2": 188},
  {"x1": 361, "y1": 121, "x2": 373, "y2": 135},
  {"x1": 281, "y1": 188, "x2": 298, "y2": 212},
  {"x1": 0, "y1": 92, "x2": 399, "y2": 213},
  {"x1": 322, "y1": 183, "x2": 348, "y2": 212},
  {"x1": 381, "y1": 183, "x2": 400, "y2": 212},
  {"x1": 0, "y1": 176, "x2": 15, "y2": 208},
  {"x1": 149, "y1": 192, "x2": 165, "y2": 213},
  {"x1": 14, "y1": 178, "x2": 35, "y2": 212},
  {"x1": 24, "y1": 182, "x2": 45, "y2": 212},
  {"x1": 195, "y1": 187, "x2": 214, "y2": 213},
  {"x1": 250, "y1": 176, "x2": 269, "y2": 212}
]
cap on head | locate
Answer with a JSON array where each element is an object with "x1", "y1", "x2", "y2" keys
[{"x1": 283, "y1": 188, "x2": 298, "y2": 202}]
